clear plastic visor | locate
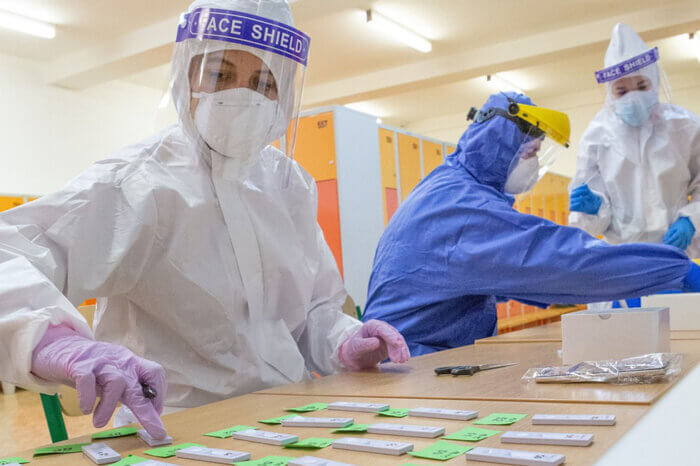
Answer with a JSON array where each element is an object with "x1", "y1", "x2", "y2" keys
[
  {"x1": 506, "y1": 125, "x2": 565, "y2": 194},
  {"x1": 168, "y1": 6, "x2": 308, "y2": 158}
]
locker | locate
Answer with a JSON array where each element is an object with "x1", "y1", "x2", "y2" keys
[
  {"x1": 0, "y1": 196, "x2": 23, "y2": 212},
  {"x1": 292, "y1": 112, "x2": 337, "y2": 181},
  {"x1": 421, "y1": 140, "x2": 444, "y2": 176},
  {"x1": 317, "y1": 179, "x2": 343, "y2": 277},
  {"x1": 397, "y1": 134, "x2": 421, "y2": 200}
]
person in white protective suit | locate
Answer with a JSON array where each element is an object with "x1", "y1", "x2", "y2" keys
[
  {"x1": 0, "y1": 0, "x2": 409, "y2": 439},
  {"x1": 569, "y1": 23, "x2": 700, "y2": 261}
]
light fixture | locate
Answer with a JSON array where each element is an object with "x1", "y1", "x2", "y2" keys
[
  {"x1": 366, "y1": 9, "x2": 432, "y2": 53},
  {"x1": 376, "y1": 118, "x2": 383, "y2": 125},
  {"x1": 485, "y1": 74, "x2": 524, "y2": 95},
  {"x1": 691, "y1": 32, "x2": 700, "y2": 63},
  {"x1": 0, "y1": 9, "x2": 56, "y2": 39}
]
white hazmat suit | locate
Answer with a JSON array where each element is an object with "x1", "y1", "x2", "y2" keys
[
  {"x1": 0, "y1": 0, "x2": 362, "y2": 411},
  {"x1": 569, "y1": 23, "x2": 700, "y2": 256}
]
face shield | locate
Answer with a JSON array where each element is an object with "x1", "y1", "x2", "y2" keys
[
  {"x1": 595, "y1": 26, "x2": 672, "y2": 126},
  {"x1": 467, "y1": 99, "x2": 571, "y2": 195},
  {"x1": 169, "y1": 1, "x2": 308, "y2": 160}
]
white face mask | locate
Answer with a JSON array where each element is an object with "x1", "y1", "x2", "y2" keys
[
  {"x1": 504, "y1": 156, "x2": 540, "y2": 194},
  {"x1": 614, "y1": 90, "x2": 658, "y2": 127},
  {"x1": 193, "y1": 88, "x2": 284, "y2": 159}
]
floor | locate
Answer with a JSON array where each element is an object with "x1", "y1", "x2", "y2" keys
[{"x1": 0, "y1": 387, "x2": 110, "y2": 458}]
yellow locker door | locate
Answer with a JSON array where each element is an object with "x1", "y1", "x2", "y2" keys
[
  {"x1": 397, "y1": 134, "x2": 421, "y2": 200},
  {"x1": 0, "y1": 196, "x2": 23, "y2": 213},
  {"x1": 292, "y1": 112, "x2": 337, "y2": 181},
  {"x1": 378, "y1": 129, "x2": 397, "y2": 189},
  {"x1": 422, "y1": 140, "x2": 443, "y2": 176},
  {"x1": 445, "y1": 144, "x2": 457, "y2": 156}
]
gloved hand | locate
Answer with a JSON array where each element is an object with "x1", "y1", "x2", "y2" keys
[
  {"x1": 32, "y1": 324, "x2": 167, "y2": 439},
  {"x1": 338, "y1": 320, "x2": 410, "y2": 370},
  {"x1": 569, "y1": 184, "x2": 602, "y2": 215},
  {"x1": 663, "y1": 217, "x2": 696, "y2": 251},
  {"x1": 682, "y1": 262, "x2": 700, "y2": 292}
]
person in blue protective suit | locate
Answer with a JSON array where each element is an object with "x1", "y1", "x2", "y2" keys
[{"x1": 362, "y1": 92, "x2": 700, "y2": 356}]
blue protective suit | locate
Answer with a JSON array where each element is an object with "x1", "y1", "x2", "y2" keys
[{"x1": 362, "y1": 93, "x2": 693, "y2": 356}]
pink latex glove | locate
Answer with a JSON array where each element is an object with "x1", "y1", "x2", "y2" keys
[
  {"x1": 338, "y1": 320, "x2": 410, "y2": 370},
  {"x1": 31, "y1": 324, "x2": 167, "y2": 439}
]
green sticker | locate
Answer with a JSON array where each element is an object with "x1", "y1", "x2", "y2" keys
[
  {"x1": 331, "y1": 423, "x2": 370, "y2": 433},
  {"x1": 443, "y1": 426, "x2": 501, "y2": 442},
  {"x1": 285, "y1": 402, "x2": 328, "y2": 413},
  {"x1": 473, "y1": 413, "x2": 527, "y2": 425},
  {"x1": 92, "y1": 426, "x2": 139, "y2": 439},
  {"x1": 205, "y1": 425, "x2": 257, "y2": 438},
  {"x1": 377, "y1": 408, "x2": 409, "y2": 417},
  {"x1": 407, "y1": 440, "x2": 473, "y2": 461},
  {"x1": 112, "y1": 455, "x2": 149, "y2": 465},
  {"x1": 234, "y1": 456, "x2": 295, "y2": 466},
  {"x1": 144, "y1": 443, "x2": 203, "y2": 458},
  {"x1": 258, "y1": 414, "x2": 299, "y2": 424},
  {"x1": 0, "y1": 458, "x2": 29, "y2": 465},
  {"x1": 33, "y1": 443, "x2": 90, "y2": 456},
  {"x1": 283, "y1": 437, "x2": 334, "y2": 449}
]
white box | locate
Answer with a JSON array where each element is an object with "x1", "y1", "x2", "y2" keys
[
  {"x1": 561, "y1": 307, "x2": 670, "y2": 364},
  {"x1": 642, "y1": 293, "x2": 700, "y2": 330}
]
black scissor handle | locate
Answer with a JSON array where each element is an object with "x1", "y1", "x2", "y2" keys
[
  {"x1": 451, "y1": 366, "x2": 479, "y2": 376},
  {"x1": 435, "y1": 366, "x2": 462, "y2": 375}
]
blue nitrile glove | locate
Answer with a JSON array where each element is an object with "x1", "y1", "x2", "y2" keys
[
  {"x1": 663, "y1": 217, "x2": 696, "y2": 251},
  {"x1": 612, "y1": 298, "x2": 642, "y2": 308},
  {"x1": 682, "y1": 262, "x2": 700, "y2": 292},
  {"x1": 569, "y1": 184, "x2": 602, "y2": 215}
]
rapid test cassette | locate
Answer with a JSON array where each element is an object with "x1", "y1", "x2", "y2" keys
[
  {"x1": 326, "y1": 401, "x2": 390, "y2": 413},
  {"x1": 82, "y1": 443, "x2": 121, "y2": 464},
  {"x1": 465, "y1": 447, "x2": 566, "y2": 465},
  {"x1": 231, "y1": 428, "x2": 299, "y2": 446},
  {"x1": 281, "y1": 416, "x2": 354, "y2": 428},
  {"x1": 287, "y1": 456, "x2": 357, "y2": 466},
  {"x1": 138, "y1": 429, "x2": 174, "y2": 447},
  {"x1": 501, "y1": 431, "x2": 594, "y2": 446},
  {"x1": 367, "y1": 423, "x2": 445, "y2": 438},
  {"x1": 531, "y1": 414, "x2": 616, "y2": 426},
  {"x1": 175, "y1": 445, "x2": 251, "y2": 463},
  {"x1": 408, "y1": 406, "x2": 478, "y2": 421},
  {"x1": 332, "y1": 437, "x2": 413, "y2": 456}
]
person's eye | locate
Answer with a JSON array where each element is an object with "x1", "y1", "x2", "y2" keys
[{"x1": 617, "y1": 89, "x2": 627, "y2": 97}]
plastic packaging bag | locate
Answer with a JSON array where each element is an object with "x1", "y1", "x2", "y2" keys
[{"x1": 522, "y1": 353, "x2": 682, "y2": 384}]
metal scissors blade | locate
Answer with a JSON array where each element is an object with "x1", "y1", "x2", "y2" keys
[{"x1": 477, "y1": 362, "x2": 518, "y2": 371}]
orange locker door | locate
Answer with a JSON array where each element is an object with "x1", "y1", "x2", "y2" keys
[
  {"x1": 422, "y1": 140, "x2": 443, "y2": 176},
  {"x1": 292, "y1": 112, "x2": 337, "y2": 181},
  {"x1": 0, "y1": 196, "x2": 23, "y2": 212},
  {"x1": 445, "y1": 144, "x2": 457, "y2": 156},
  {"x1": 397, "y1": 134, "x2": 421, "y2": 200},
  {"x1": 378, "y1": 128, "x2": 398, "y2": 225},
  {"x1": 316, "y1": 179, "x2": 343, "y2": 277},
  {"x1": 385, "y1": 188, "x2": 399, "y2": 224}
]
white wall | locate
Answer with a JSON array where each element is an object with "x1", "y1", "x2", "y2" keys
[{"x1": 0, "y1": 52, "x2": 172, "y2": 196}]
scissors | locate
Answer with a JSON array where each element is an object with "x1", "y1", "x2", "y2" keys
[{"x1": 434, "y1": 363, "x2": 518, "y2": 376}]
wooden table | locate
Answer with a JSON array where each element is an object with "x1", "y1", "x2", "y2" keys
[
  {"x1": 14, "y1": 394, "x2": 649, "y2": 466},
  {"x1": 260, "y1": 340, "x2": 700, "y2": 405},
  {"x1": 476, "y1": 322, "x2": 700, "y2": 345}
]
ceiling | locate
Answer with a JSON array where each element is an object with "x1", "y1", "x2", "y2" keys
[{"x1": 0, "y1": 0, "x2": 698, "y2": 142}]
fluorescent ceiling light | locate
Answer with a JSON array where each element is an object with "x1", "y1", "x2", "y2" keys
[
  {"x1": 0, "y1": 9, "x2": 56, "y2": 39},
  {"x1": 366, "y1": 9, "x2": 432, "y2": 53},
  {"x1": 485, "y1": 74, "x2": 524, "y2": 95}
]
